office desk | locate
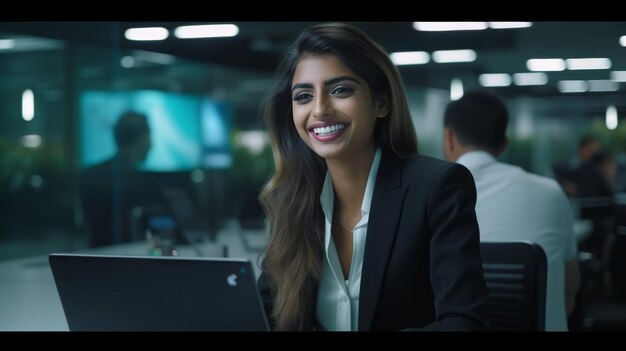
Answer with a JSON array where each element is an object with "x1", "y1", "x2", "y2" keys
[{"x1": 0, "y1": 221, "x2": 265, "y2": 331}]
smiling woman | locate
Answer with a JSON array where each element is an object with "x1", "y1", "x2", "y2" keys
[
  {"x1": 291, "y1": 55, "x2": 384, "y2": 162},
  {"x1": 257, "y1": 22, "x2": 490, "y2": 331}
]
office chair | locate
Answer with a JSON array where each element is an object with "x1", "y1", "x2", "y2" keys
[
  {"x1": 480, "y1": 241, "x2": 548, "y2": 331},
  {"x1": 610, "y1": 203, "x2": 626, "y2": 301}
]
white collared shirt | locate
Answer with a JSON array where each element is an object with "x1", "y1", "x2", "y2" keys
[
  {"x1": 316, "y1": 147, "x2": 381, "y2": 331},
  {"x1": 457, "y1": 151, "x2": 578, "y2": 331}
]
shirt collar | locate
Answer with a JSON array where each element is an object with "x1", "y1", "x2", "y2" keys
[
  {"x1": 456, "y1": 150, "x2": 496, "y2": 175},
  {"x1": 320, "y1": 147, "x2": 382, "y2": 219},
  {"x1": 360, "y1": 147, "x2": 381, "y2": 216}
]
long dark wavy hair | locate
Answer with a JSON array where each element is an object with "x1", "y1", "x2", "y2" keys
[{"x1": 259, "y1": 22, "x2": 418, "y2": 330}]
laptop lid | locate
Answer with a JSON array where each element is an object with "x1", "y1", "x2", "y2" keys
[{"x1": 49, "y1": 254, "x2": 270, "y2": 331}]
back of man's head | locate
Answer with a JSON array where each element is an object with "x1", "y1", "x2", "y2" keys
[
  {"x1": 444, "y1": 89, "x2": 509, "y2": 152},
  {"x1": 114, "y1": 111, "x2": 150, "y2": 149}
]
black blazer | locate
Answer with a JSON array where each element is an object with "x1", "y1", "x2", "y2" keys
[{"x1": 258, "y1": 150, "x2": 489, "y2": 331}]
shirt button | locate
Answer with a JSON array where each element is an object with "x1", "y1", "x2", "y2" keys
[{"x1": 341, "y1": 296, "x2": 349, "y2": 303}]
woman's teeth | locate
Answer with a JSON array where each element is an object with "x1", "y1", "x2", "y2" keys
[{"x1": 313, "y1": 124, "x2": 345, "y2": 136}]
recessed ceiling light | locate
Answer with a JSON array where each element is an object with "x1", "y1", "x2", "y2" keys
[
  {"x1": 124, "y1": 27, "x2": 169, "y2": 41},
  {"x1": 488, "y1": 22, "x2": 532, "y2": 29},
  {"x1": 479, "y1": 74, "x2": 511, "y2": 87},
  {"x1": 526, "y1": 58, "x2": 566, "y2": 72},
  {"x1": 174, "y1": 24, "x2": 239, "y2": 39},
  {"x1": 432, "y1": 50, "x2": 476, "y2": 63},
  {"x1": 610, "y1": 71, "x2": 626, "y2": 82},
  {"x1": 566, "y1": 58, "x2": 611, "y2": 70},
  {"x1": 389, "y1": 51, "x2": 430, "y2": 65},
  {"x1": 587, "y1": 80, "x2": 619, "y2": 92},
  {"x1": 557, "y1": 80, "x2": 587, "y2": 93},
  {"x1": 513, "y1": 72, "x2": 548, "y2": 86},
  {"x1": 413, "y1": 22, "x2": 487, "y2": 31}
]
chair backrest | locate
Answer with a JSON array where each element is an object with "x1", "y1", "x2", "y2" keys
[
  {"x1": 610, "y1": 203, "x2": 626, "y2": 299},
  {"x1": 480, "y1": 241, "x2": 547, "y2": 331}
]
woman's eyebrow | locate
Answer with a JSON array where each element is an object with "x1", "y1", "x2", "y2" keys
[{"x1": 292, "y1": 75, "x2": 360, "y2": 92}]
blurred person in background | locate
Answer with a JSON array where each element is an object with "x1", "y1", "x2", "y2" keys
[
  {"x1": 80, "y1": 111, "x2": 160, "y2": 248},
  {"x1": 576, "y1": 150, "x2": 617, "y2": 199},
  {"x1": 576, "y1": 150, "x2": 617, "y2": 258},
  {"x1": 577, "y1": 137, "x2": 602, "y2": 169},
  {"x1": 555, "y1": 136, "x2": 601, "y2": 197}
]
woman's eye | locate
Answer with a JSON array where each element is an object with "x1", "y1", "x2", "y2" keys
[
  {"x1": 293, "y1": 92, "x2": 312, "y2": 102},
  {"x1": 331, "y1": 86, "x2": 354, "y2": 95}
]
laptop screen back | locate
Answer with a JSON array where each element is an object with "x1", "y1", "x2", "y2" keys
[{"x1": 49, "y1": 254, "x2": 269, "y2": 331}]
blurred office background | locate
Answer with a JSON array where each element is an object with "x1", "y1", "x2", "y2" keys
[{"x1": 1, "y1": 22, "x2": 626, "y2": 330}]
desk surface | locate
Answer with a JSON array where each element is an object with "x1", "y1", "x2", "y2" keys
[
  {"x1": 0, "y1": 221, "x2": 265, "y2": 331},
  {"x1": 2, "y1": 218, "x2": 590, "y2": 331}
]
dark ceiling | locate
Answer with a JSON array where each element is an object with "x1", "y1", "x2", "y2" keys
[{"x1": 1, "y1": 21, "x2": 625, "y2": 100}]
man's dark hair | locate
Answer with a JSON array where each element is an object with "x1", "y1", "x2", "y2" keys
[
  {"x1": 444, "y1": 89, "x2": 509, "y2": 151},
  {"x1": 578, "y1": 135, "x2": 598, "y2": 151},
  {"x1": 113, "y1": 111, "x2": 150, "y2": 148}
]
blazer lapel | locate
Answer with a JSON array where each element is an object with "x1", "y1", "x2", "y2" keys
[{"x1": 358, "y1": 151, "x2": 408, "y2": 331}]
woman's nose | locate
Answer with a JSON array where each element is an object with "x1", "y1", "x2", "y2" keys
[{"x1": 312, "y1": 95, "x2": 333, "y2": 119}]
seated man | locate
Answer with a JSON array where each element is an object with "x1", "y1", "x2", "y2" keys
[
  {"x1": 442, "y1": 89, "x2": 580, "y2": 331},
  {"x1": 80, "y1": 111, "x2": 161, "y2": 247}
]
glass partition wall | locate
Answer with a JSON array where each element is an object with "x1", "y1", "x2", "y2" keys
[{"x1": 0, "y1": 28, "x2": 275, "y2": 260}]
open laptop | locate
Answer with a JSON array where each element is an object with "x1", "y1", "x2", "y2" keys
[{"x1": 49, "y1": 254, "x2": 270, "y2": 331}]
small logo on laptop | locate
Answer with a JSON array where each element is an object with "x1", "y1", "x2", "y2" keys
[{"x1": 227, "y1": 274, "x2": 238, "y2": 287}]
